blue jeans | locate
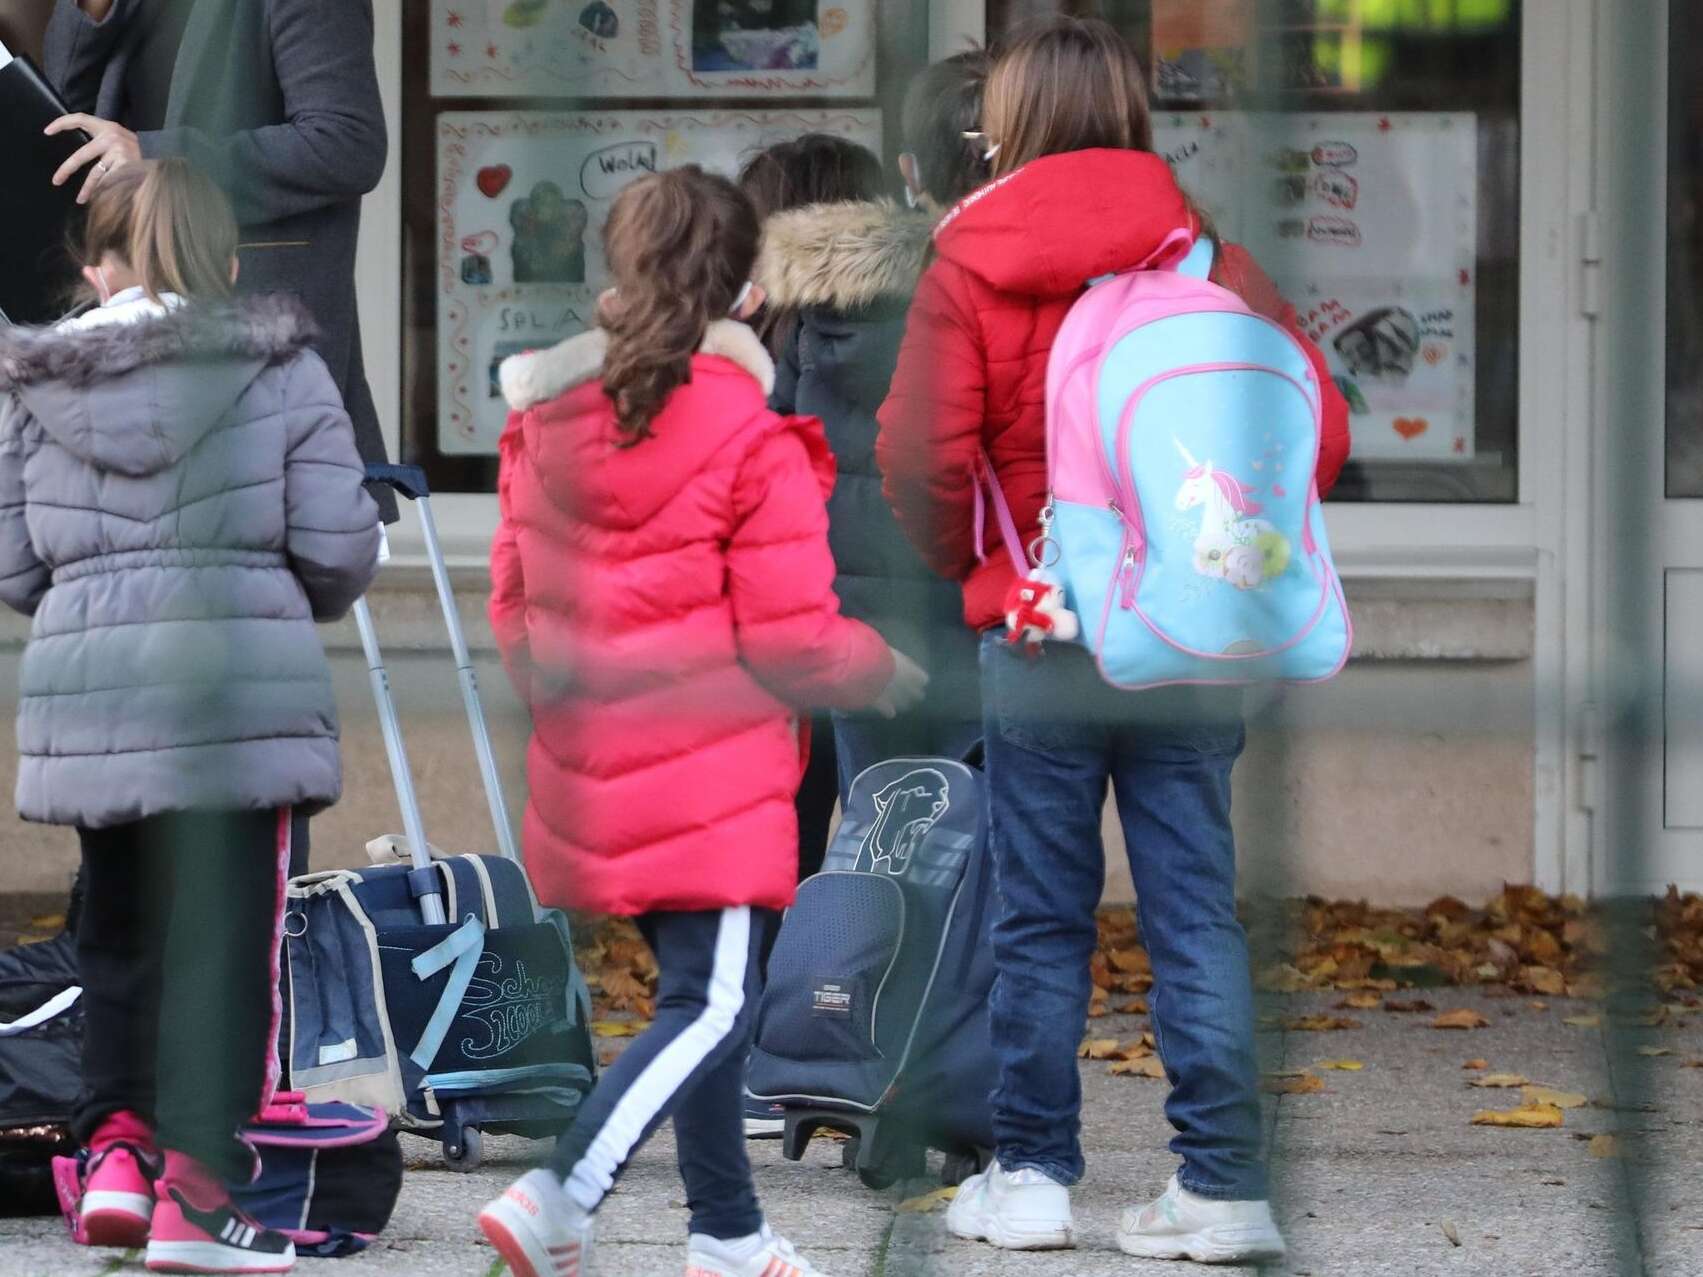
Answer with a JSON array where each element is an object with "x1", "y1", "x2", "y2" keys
[{"x1": 979, "y1": 634, "x2": 1266, "y2": 1200}]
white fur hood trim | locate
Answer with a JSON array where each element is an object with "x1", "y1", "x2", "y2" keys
[{"x1": 499, "y1": 318, "x2": 775, "y2": 411}]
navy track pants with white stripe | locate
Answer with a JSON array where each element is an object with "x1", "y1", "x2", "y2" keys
[{"x1": 550, "y1": 907, "x2": 778, "y2": 1240}]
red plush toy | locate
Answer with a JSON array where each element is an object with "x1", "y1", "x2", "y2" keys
[{"x1": 1003, "y1": 572, "x2": 1081, "y2": 652}]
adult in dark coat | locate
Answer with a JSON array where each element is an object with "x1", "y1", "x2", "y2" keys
[
  {"x1": 41, "y1": 0, "x2": 394, "y2": 522},
  {"x1": 758, "y1": 199, "x2": 983, "y2": 797}
]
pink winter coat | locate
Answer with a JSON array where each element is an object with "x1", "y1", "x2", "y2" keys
[{"x1": 490, "y1": 319, "x2": 894, "y2": 915}]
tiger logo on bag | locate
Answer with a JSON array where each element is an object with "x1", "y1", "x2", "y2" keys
[{"x1": 859, "y1": 768, "x2": 950, "y2": 875}]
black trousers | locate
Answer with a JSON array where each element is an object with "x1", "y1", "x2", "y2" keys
[
  {"x1": 73, "y1": 810, "x2": 288, "y2": 1181},
  {"x1": 794, "y1": 711, "x2": 837, "y2": 881},
  {"x1": 550, "y1": 908, "x2": 779, "y2": 1239}
]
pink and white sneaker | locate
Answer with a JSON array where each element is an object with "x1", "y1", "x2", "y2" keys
[
  {"x1": 79, "y1": 1111, "x2": 159, "y2": 1248},
  {"x1": 144, "y1": 1153, "x2": 295, "y2": 1274},
  {"x1": 478, "y1": 1168, "x2": 594, "y2": 1277}
]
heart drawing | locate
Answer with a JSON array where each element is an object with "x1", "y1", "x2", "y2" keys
[
  {"x1": 1393, "y1": 416, "x2": 1430, "y2": 441},
  {"x1": 476, "y1": 165, "x2": 513, "y2": 199}
]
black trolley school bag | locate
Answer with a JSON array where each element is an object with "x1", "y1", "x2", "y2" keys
[
  {"x1": 279, "y1": 465, "x2": 596, "y2": 1171},
  {"x1": 746, "y1": 755, "x2": 997, "y2": 1189}
]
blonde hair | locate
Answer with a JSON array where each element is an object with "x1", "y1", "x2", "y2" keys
[
  {"x1": 78, "y1": 158, "x2": 239, "y2": 302},
  {"x1": 982, "y1": 16, "x2": 1154, "y2": 180}
]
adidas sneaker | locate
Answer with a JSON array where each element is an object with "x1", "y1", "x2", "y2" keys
[{"x1": 478, "y1": 1168, "x2": 594, "y2": 1277}]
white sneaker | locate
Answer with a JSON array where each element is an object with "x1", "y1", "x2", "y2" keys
[
  {"x1": 1118, "y1": 1175, "x2": 1286, "y2": 1264},
  {"x1": 686, "y1": 1225, "x2": 829, "y2": 1276},
  {"x1": 477, "y1": 1168, "x2": 594, "y2": 1277},
  {"x1": 946, "y1": 1160, "x2": 1074, "y2": 1250}
]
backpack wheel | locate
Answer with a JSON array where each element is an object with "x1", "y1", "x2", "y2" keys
[
  {"x1": 443, "y1": 1125, "x2": 483, "y2": 1171},
  {"x1": 857, "y1": 1164, "x2": 899, "y2": 1191}
]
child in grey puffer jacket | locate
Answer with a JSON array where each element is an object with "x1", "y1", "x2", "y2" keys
[{"x1": 0, "y1": 159, "x2": 377, "y2": 1274}]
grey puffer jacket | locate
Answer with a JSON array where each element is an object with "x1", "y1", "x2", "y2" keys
[{"x1": 0, "y1": 294, "x2": 380, "y2": 829}]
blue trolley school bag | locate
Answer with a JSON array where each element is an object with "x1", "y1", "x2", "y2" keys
[
  {"x1": 746, "y1": 755, "x2": 996, "y2": 1189},
  {"x1": 279, "y1": 466, "x2": 595, "y2": 1171},
  {"x1": 983, "y1": 236, "x2": 1352, "y2": 687}
]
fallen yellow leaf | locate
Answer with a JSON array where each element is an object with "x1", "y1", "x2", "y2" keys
[
  {"x1": 1433, "y1": 1009, "x2": 1490, "y2": 1030},
  {"x1": 1109, "y1": 1056, "x2": 1167, "y2": 1079},
  {"x1": 590, "y1": 1020, "x2": 646, "y2": 1038},
  {"x1": 1523, "y1": 966, "x2": 1567, "y2": 996},
  {"x1": 1563, "y1": 1014, "x2": 1601, "y2": 1029},
  {"x1": 1462, "y1": 1058, "x2": 1490, "y2": 1070},
  {"x1": 1471, "y1": 1102, "x2": 1564, "y2": 1129},
  {"x1": 1335, "y1": 992, "x2": 1382, "y2": 1010},
  {"x1": 896, "y1": 1187, "x2": 958, "y2": 1213},
  {"x1": 1317, "y1": 1059, "x2": 1364, "y2": 1071},
  {"x1": 1283, "y1": 1015, "x2": 1359, "y2": 1032},
  {"x1": 1588, "y1": 1134, "x2": 1619, "y2": 1158},
  {"x1": 1470, "y1": 1073, "x2": 1531, "y2": 1089},
  {"x1": 1637, "y1": 1046, "x2": 1672, "y2": 1057},
  {"x1": 1116, "y1": 997, "x2": 1150, "y2": 1015},
  {"x1": 1079, "y1": 1038, "x2": 1121, "y2": 1060},
  {"x1": 1263, "y1": 1073, "x2": 1326, "y2": 1095},
  {"x1": 1521, "y1": 1086, "x2": 1587, "y2": 1110}
]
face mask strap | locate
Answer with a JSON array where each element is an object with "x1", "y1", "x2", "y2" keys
[{"x1": 729, "y1": 280, "x2": 754, "y2": 317}]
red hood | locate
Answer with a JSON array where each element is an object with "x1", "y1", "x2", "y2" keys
[
  {"x1": 499, "y1": 322, "x2": 833, "y2": 529},
  {"x1": 932, "y1": 150, "x2": 1196, "y2": 297}
]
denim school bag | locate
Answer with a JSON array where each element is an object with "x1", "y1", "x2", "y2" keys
[{"x1": 982, "y1": 235, "x2": 1352, "y2": 688}]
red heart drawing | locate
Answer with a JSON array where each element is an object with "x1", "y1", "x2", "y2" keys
[
  {"x1": 476, "y1": 165, "x2": 513, "y2": 198},
  {"x1": 1271, "y1": 484, "x2": 1288, "y2": 499},
  {"x1": 1422, "y1": 344, "x2": 1445, "y2": 366},
  {"x1": 1393, "y1": 416, "x2": 1430, "y2": 441}
]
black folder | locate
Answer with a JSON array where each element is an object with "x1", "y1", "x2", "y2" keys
[{"x1": 0, "y1": 45, "x2": 92, "y2": 326}]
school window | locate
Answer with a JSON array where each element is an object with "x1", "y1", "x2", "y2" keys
[
  {"x1": 398, "y1": 1, "x2": 931, "y2": 496},
  {"x1": 990, "y1": 0, "x2": 1521, "y2": 503},
  {"x1": 399, "y1": 1, "x2": 1520, "y2": 505}
]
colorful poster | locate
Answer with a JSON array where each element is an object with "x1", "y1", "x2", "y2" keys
[
  {"x1": 1151, "y1": 0, "x2": 1254, "y2": 103},
  {"x1": 430, "y1": 0, "x2": 875, "y2": 99},
  {"x1": 436, "y1": 108, "x2": 882, "y2": 454},
  {"x1": 1155, "y1": 112, "x2": 1478, "y2": 461}
]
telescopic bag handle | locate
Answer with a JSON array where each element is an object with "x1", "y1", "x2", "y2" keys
[{"x1": 364, "y1": 463, "x2": 522, "y2": 865}]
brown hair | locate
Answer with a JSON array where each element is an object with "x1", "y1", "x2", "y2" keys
[
  {"x1": 736, "y1": 133, "x2": 885, "y2": 222},
  {"x1": 600, "y1": 166, "x2": 760, "y2": 445},
  {"x1": 78, "y1": 158, "x2": 238, "y2": 302},
  {"x1": 901, "y1": 48, "x2": 994, "y2": 207},
  {"x1": 982, "y1": 16, "x2": 1154, "y2": 180}
]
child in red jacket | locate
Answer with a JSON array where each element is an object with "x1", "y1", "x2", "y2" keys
[
  {"x1": 479, "y1": 166, "x2": 924, "y2": 1277},
  {"x1": 876, "y1": 17, "x2": 1350, "y2": 1267}
]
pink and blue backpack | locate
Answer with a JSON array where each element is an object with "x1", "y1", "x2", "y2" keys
[{"x1": 983, "y1": 235, "x2": 1352, "y2": 688}]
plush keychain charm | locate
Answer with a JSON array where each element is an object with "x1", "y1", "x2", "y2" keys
[{"x1": 1003, "y1": 571, "x2": 1080, "y2": 652}]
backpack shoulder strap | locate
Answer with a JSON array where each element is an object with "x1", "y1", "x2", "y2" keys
[{"x1": 1175, "y1": 236, "x2": 1216, "y2": 280}]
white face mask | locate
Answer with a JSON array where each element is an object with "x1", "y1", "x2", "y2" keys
[
  {"x1": 95, "y1": 266, "x2": 112, "y2": 306},
  {"x1": 729, "y1": 280, "x2": 754, "y2": 317}
]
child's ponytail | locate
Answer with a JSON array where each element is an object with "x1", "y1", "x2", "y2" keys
[
  {"x1": 78, "y1": 157, "x2": 239, "y2": 303},
  {"x1": 600, "y1": 167, "x2": 760, "y2": 446}
]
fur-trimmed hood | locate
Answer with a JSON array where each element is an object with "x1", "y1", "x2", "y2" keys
[
  {"x1": 0, "y1": 294, "x2": 318, "y2": 390},
  {"x1": 755, "y1": 200, "x2": 936, "y2": 313},
  {"x1": 0, "y1": 295, "x2": 319, "y2": 478},
  {"x1": 499, "y1": 317, "x2": 774, "y2": 412},
  {"x1": 500, "y1": 318, "x2": 787, "y2": 532}
]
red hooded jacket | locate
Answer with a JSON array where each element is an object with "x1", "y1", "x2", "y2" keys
[
  {"x1": 876, "y1": 149, "x2": 1352, "y2": 631},
  {"x1": 489, "y1": 320, "x2": 894, "y2": 915}
]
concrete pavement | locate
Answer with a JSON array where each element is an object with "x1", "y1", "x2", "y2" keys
[{"x1": 4, "y1": 989, "x2": 1700, "y2": 1276}]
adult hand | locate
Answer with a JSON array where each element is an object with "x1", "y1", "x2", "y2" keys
[
  {"x1": 871, "y1": 648, "x2": 929, "y2": 720},
  {"x1": 45, "y1": 115, "x2": 142, "y2": 205}
]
